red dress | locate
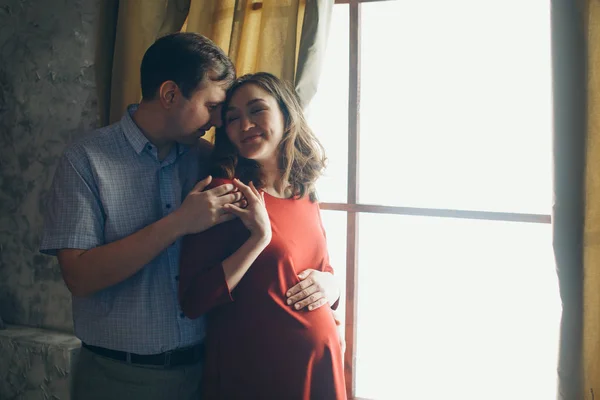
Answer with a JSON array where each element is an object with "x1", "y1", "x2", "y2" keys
[{"x1": 179, "y1": 179, "x2": 346, "y2": 400}]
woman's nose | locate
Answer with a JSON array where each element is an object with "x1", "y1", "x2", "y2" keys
[{"x1": 240, "y1": 115, "x2": 254, "y2": 131}]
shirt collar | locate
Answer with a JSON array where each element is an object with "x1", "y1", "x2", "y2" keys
[
  {"x1": 120, "y1": 104, "x2": 190, "y2": 157},
  {"x1": 120, "y1": 104, "x2": 149, "y2": 155}
]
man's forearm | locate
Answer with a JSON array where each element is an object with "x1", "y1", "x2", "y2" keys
[{"x1": 59, "y1": 212, "x2": 185, "y2": 297}]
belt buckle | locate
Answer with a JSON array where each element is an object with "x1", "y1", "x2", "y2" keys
[{"x1": 164, "y1": 350, "x2": 172, "y2": 367}]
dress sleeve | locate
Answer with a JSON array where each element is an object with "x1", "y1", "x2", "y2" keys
[
  {"x1": 178, "y1": 179, "x2": 250, "y2": 319},
  {"x1": 317, "y1": 204, "x2": 340, "y2": 310}
]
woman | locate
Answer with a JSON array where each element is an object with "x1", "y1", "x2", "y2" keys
[{"x1": 178, "y1": 72, "x2": 346, "y2": 399}]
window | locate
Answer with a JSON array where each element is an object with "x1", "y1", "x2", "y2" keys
[{"x1": 306, "y1": 1, "x2": 559, "y2": 399}]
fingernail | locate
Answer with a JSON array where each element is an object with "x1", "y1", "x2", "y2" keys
[
  {"x1": 295, "y1": 304, "x2": 301, "y2": 310},
  {"x1": 308, "y1": 306, "x2": 313, "y2": 310},
  {"x1": 286, "y1": 299, "x2": 292, "y2": 305},
  {"x1": 286, "y1": 292, "x2": 291, "y2": 297}
]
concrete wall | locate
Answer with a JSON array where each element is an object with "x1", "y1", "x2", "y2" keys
[{"x1": 0, "y1": 0, "x2": 102, "y2": 333}]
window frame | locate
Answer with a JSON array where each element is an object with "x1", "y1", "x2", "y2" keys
[{"x1": 325, "y1": 1, "x2": 553, "y2": 399}]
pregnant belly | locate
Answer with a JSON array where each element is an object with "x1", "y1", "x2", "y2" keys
[
  {"x1": 208, "y1": 305, "x2": 343, "y2": 399},
  {"x1": 255, "y1": 302, "x2": 340, "y2": 356},
  {"x1": 214, "y1": 295, "x2": 340, "y2": 353},
  {"x1": 236, "y1": 308, "x2": 341, "y2": 372}
]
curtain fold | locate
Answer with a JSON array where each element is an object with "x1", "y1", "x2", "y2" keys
[
  {"x1": 184, "y1": 0, "x2": 332, "y2": 106},
  {"x1": 551, "y1": 0, "x2": 586, "y2": 399},
  {"x1": 295, "y1": 0, "x2": 333, "y2": 108},
  {"x1": 582, "y1": 0, "x2": 600, "y2": 398},
  {"x1": 94, "y1": 0, "x2": 119, "y2": 127},
  {"x1": 96, "y1": 0, "x2": 333, "y2": 127}
]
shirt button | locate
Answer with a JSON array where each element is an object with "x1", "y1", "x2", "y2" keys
[
  {"x1": 180, "y1": 312, "x2": 185, "y2": 319},
  {"x1": 166, "y1": 204, "x2": 171, "y2": 209},
  {"x1": 175, "y1": 275, "x2": 179, "y2": 281},
  {"x1": 147, "y1": 144, "x2": 152, "y2": 151}
]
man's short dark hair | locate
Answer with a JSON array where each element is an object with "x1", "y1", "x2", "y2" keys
[{"x1": 140, "y1": 32, "x2": 235, "y2": 100}]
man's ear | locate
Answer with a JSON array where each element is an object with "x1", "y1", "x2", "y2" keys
[{"x1": 158, "y1": 81, "x2": 180, "y2": 109}]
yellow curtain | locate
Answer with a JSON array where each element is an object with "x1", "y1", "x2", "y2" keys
[
  {"x1": 183, "y1": 0, "x2": 304, "y2": 81},
  {"x1": 182, "y1": 0, "x2": 305, "y2": 141},
  {"x1": 583, "y1": 0, "x2": 600, "y2": 398},
  {"x1": 96, "y1": 0, "x2": 333, "y2": 131},
  {"x1": 98, "y1": 0, "x2": 189, "y2": 126}
]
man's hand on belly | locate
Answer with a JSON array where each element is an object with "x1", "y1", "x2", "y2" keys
[{"x1": 285, "y1": 270, "x2": 340, "y2": 311}]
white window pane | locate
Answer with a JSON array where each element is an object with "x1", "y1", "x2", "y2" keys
[
  {"x1": 355, "y1": 213, "x2": 560, "y2": 400},
  {"x1": 307, "y1": 4, "x2": 349, "y2": 204},
  {"x1": 359, "y1": 0, "x2": 552, "y2": 214},
  {"x1": 320, "y1": 209, "x2": 348, "y2": 333}
]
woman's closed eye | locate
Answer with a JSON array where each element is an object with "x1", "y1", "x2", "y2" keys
[
  {"x1": 226, "y1": 114, "x2": 240, "y2": 123},
  {"x1": 250, "y1": 107, "x2": 267, "y2": 115}
]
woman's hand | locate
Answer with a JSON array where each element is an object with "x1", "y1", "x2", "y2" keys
[
  {"x1": 223, "y1": 179, "x2": 271, "y2": 244},
  {"x1": 286, "y1": 269, "x2": 340, "y2": 311}
]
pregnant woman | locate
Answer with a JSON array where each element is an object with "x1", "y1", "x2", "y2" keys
[{"x1": 178, "y1": 72, "x2": 346, "y2": 399}]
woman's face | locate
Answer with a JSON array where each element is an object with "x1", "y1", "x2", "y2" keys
[{"x1": 224, "y1": 83, "x2": 286, "y2": 163}]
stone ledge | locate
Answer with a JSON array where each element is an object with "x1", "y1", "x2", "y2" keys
[{"x1": 0, "y1": 324, "x2": 81, "y2": 400}]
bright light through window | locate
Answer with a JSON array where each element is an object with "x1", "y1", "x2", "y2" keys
[
  {"x1": 359, "y1": 0, "x2": 553, "y2": 214},
  {"x1": 306, "y1": 5, "x2": 349, "y2": 204},
  {"x1": 356, "y1": 215, "x2": 559, "y2": 400},
  {"x1": 308, "y1": 1, "x2": 558, "y2": 399}
]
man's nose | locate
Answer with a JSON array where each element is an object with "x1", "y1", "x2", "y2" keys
[{"x1": 210, "y1": 108, "x2": 223, "y2": 128}]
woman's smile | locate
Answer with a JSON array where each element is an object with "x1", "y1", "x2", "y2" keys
[{"x1": 241, "y1": 133, "x2": 263, "y2": 144}]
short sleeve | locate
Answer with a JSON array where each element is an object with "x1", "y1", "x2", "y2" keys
[{"x1": 39, "y1": 152, "x2": 105, "y2": 256}]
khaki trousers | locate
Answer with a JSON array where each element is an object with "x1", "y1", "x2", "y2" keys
[{"x1": 72, "y1": 347, "x2": 203, "y2": 400}]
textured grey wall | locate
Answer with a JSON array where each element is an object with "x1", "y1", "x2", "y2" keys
[
  {"x1": 0, "y1": 0, "x2": 101, "y2": 332},
  {"x1": 0, "y1": 325, "x2": 80, "y2": 398}
]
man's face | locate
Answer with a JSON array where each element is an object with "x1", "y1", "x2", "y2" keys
[{"x1": 169, "y1": 80, "x2": 227, "y2": 145}]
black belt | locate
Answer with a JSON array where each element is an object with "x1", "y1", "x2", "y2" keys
[{"x1": 82, "y1": 342, "x2": 204, "y2": 367}]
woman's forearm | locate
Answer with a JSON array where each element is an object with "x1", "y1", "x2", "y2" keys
[{"x1": 222, "y1": 235, "x2": 270, "y2": 291}]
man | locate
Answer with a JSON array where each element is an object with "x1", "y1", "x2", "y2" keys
[{"x1": 41, "y1": 32, "x2": 340, "y2": 400}]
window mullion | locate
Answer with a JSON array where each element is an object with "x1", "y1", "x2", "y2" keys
[{"x1": 345, "y1": 1, "x2": 361, "y2": 399}]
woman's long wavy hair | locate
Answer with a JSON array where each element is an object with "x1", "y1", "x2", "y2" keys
[{"x1": 209, "y1": 72, "x2": 327, "y2": 202}]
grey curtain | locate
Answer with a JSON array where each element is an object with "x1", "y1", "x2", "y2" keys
[
  {"x1": 551, "y1": 1, "x2": 586, "y2": 399},
  {"x1": 295, "y1": 0, "x2": 334, "y2": 108}
]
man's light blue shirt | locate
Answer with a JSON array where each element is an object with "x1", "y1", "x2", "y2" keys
[{"x1": 40, "y1": 104, "x2": 208, "y2": 354}]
